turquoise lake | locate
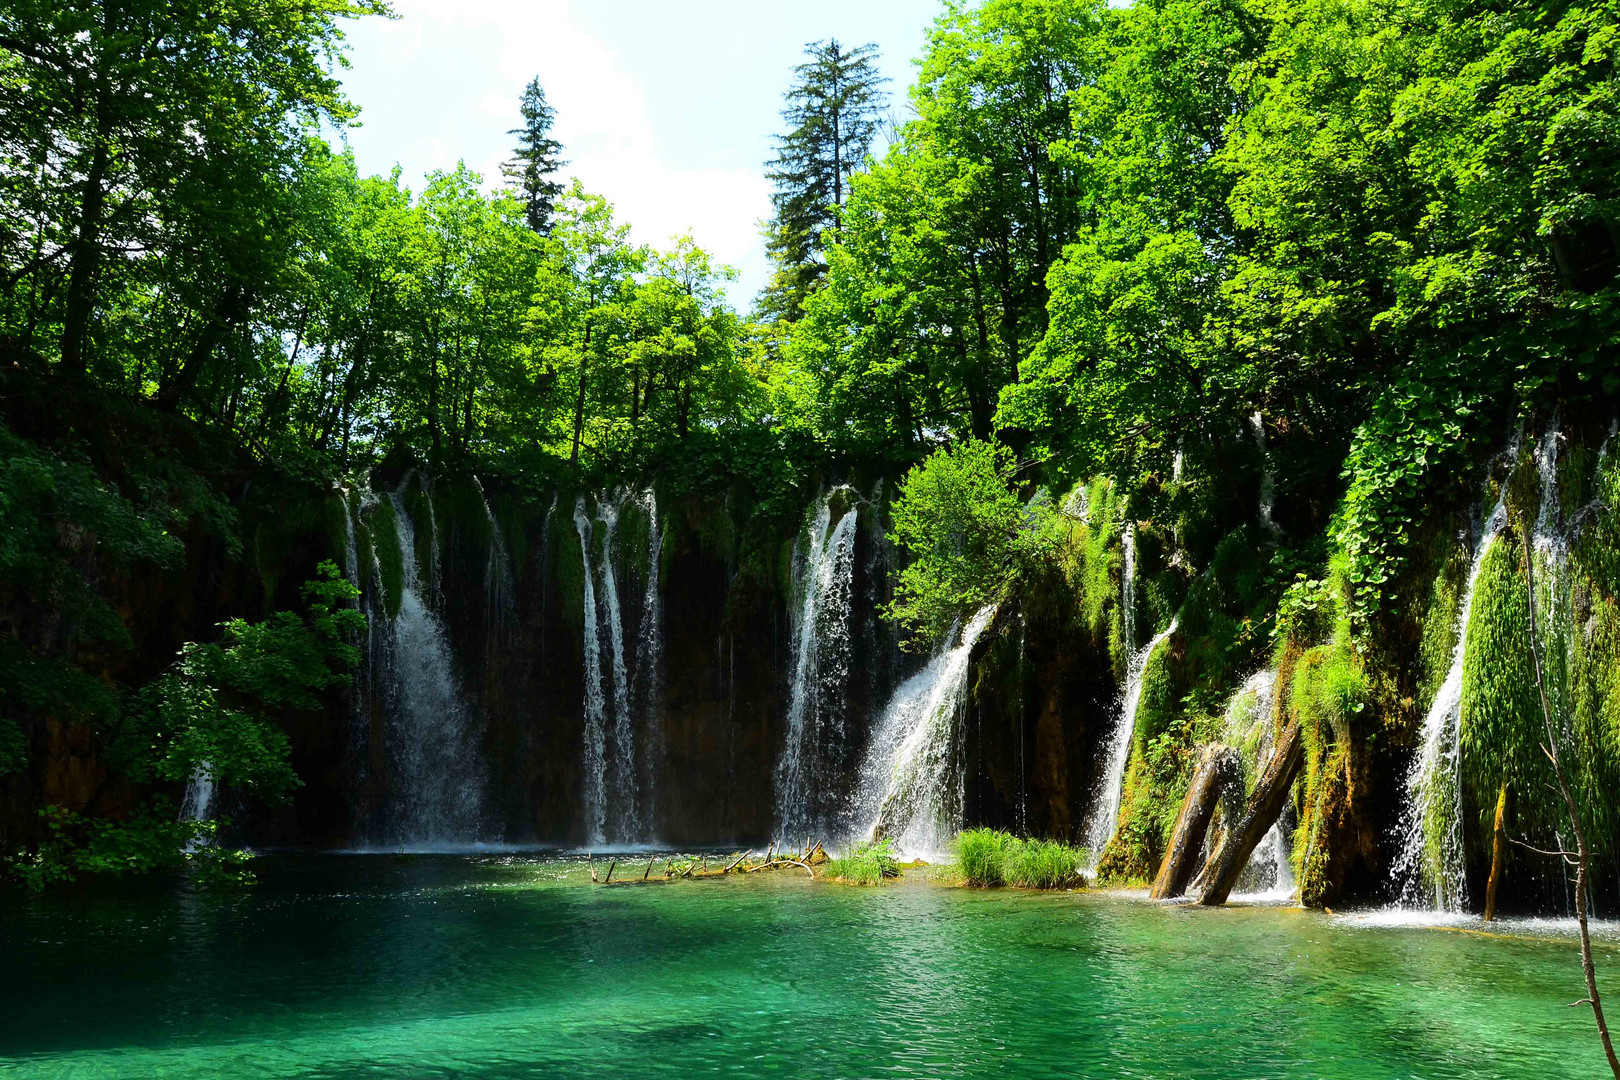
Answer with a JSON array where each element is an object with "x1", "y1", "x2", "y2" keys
[{"x1": 0, "y1": 854, "x2": 1609, "y2": 1078}]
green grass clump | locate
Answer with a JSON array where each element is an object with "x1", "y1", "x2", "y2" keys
[
  {"x1": 953, "y1": 829, "x2": 1087, "y2": 889},
  {"x1": 824, "y1": 838, "x2": 900, "y2": 884}
]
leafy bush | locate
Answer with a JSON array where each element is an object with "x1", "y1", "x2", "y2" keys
[
  {"x1": 886, "y1": 439, "x2": 1061, "y2": 646},
  {"x1": 824, "y1": 838, "x2": 901, "y2": 884}
]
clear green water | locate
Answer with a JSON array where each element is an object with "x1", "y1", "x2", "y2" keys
[{"x1": 0, "y1": 855, "x2": 1609, "y2": 1078}]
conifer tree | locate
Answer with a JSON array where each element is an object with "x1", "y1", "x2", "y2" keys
[
  {"x1": 760, "y1": 40, "x2": 887, "y2": 321},
  {"x1": 503, "y1": 77, "x2": 567, "y2": 234}
]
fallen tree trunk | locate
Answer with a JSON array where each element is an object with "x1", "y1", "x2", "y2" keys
[
  {"x1": 1197, "y1": 715, "x2": 1305, "y2": 906},
  {"x1": 1152, "y1": 745, "x2": 1240, "y2": 900}
]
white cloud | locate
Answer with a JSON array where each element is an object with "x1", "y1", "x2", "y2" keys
[{"x1": 346, "y1": 0, "x2": 771, "y2": 305}]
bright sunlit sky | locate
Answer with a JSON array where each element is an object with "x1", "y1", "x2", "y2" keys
[{"x1": 335, "y1": 1, "x2": 945, "y2": 309}]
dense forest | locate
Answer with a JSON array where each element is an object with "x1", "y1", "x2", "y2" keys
[{"x1": 2, "y1": 0, "x2": 1618, "y2": 924}]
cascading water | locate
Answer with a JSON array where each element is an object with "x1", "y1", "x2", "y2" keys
[
  {"x1": 1251, "y1": 412, "x2": 1282, "y2": 537},
  {"x1": 859, "y1": 605, "x2": 998, "y2": 854},
  {"x1": 377, "y1": 480, "x2": 485, "y2": 845},
  {"x1": 473, "y1": 476, "x2": 517, "y2": 638},
  {"x1": 775, "y1": 488, "x2": 860, "y2": 840},
  {"x1": 573, "y1": 496, "x2": 608, "y2": 846},
  {"x1": 596, "y1": 495, "x2": 638, "y2": 837},
  {"x1": 1392, "y1": 445, "x2": 1518, "y2": 910},
  {"x1": 179, "y1": 767, "x2": 215, "y2": 823},
  {"x1": 630, "y1": 487, "x2": 663, "y2": 828},
  {"x1": 1122, "y1": 523, "x2": 1137, "y2": 656},
  {"x1": 1087, "y1": 617, "x2": 1181, "y2": 860}
]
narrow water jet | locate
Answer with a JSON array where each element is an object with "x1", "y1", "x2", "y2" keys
[
  {"x1": 377, "y1": 480, "x2": 485, "y2": 844},
  {"x1": 1251, "y1": 412, "x2": 1282, "y2": 537},
  {"x1": 775, "y1": 488, "x2": 859, "y2": 840},
  {"x1": 860, "y1": 605, "x2": 998, "y2": 854},
  {"x1": 1122, "y1": 523, "x2": 1137, "y2": 657},
  {"x1": 630, "y1": 486, "x2": 663, "y2": 831},
  {"x1": 596, "y1": 493, "x2": 637, "y2": 838},
  {"x1": 1087, "y1": 617, "x2": 1181, "y2": 859},
  {"x1": 572, "y1": 496, "x2": 608, "y2": 846},
  {"x1": 1392, "y1": 446, "x2": 1517, "y2": 911},
  {"x1": 473, "y1": 475, "x2": 517, "y2": 638}
]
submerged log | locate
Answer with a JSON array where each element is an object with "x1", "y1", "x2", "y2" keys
[
  {"x1": 1152, "y1": 745, "x2": 1240, "y2": 900},
  {"x1": 1197, "y1": 715, "x2": 1305, "y2": 906}
]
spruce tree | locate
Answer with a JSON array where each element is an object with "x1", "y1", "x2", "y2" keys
[
  {"x1": 503, "y1": 77, "x2": 567, "y2": 234},
  {"x1": 760, "y1": 40, "x2": 887, "y2": 321}
]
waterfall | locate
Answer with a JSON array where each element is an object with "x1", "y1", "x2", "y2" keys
[
  {"x1": 1087, "y1": 617, "x2": 1181, "y2": 859},
  {"x1": 337, "y1": 485, "x2": 360, "y2": 591},
  {"x1": 1122, "y1": 523, "x2": 1137, "y2": 657},
  {"x1": 775, "y1": 488, "x2": 860, "y2": 840},
  {"x1": 573, "y1": 497, "x2": 608, "y2": 846},
  {"x1": 859, "y1": 605, "x2": 998, "y2": 854},
  {"x1": 473, "y1": 476, "x2": 517, "y2": 636},
  {"x1": 1392, "y1": 449, "x2": 1517, "y2": 910},
  {"x1": 597, "y1": 495, "x2": 637, "y2": 839},
  {"x1": 1251, "y1": 412, "x2": 1281, "y2": 537},
  {"x1": 1062, "y1": 483, "x2": 1089, "y2": 522},
  {"x1": 631, "y1": 487, "x2": 663, "y2": 831},
  {"x1": 416, "y1": 472, "x2": 443, "y2": 605},
  {"x1": 378, "y1": 481, "x2": 485, "y2": 845},
  {"x1": 179, "y1": 766, "x2": 215, "y2": 822}
]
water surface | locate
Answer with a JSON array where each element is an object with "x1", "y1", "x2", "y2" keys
[{"x1": 0, "y1": 855, "x2": 1605, "y2": 1078}]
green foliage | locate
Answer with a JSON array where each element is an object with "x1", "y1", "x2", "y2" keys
[
  {"x1": 5, "y1": 803, "x2": 202, "y2": 891},
  {"x1": 886, "y1": 439, "x2": 1059, "y2": 645},
  {"x1": 953, "y1": 828, "x2": 1087, "y2": 889},
  {"x1": 111, "y1": 563, "x2": 363, "y2": 801},
  {"x1": 824, "y1": 838, "x2": 901, "y2": 885}
]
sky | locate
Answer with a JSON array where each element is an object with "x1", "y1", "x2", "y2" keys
[{"x1": 334, "y1": 1, "x2": 945, "y2": 309}]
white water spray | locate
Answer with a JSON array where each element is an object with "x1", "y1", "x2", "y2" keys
[
  {"x1": 573, "y1": 497, "x2": 608, "y2": 846},
  {"x1": 1087, "y1": 617, "x2": 1180, "y2": 859},
  {"x1": 776, "y1": 488, "x2": 859, "y2": 839},
  {"x1": 860, "y1": 605, "x2": 998, "y2": 855}
]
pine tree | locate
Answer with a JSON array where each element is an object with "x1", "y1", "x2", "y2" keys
[
  {"x1": 503, "y1": 77, "x2": 567, "y2": 234},
  {"x1": 760, "y1": 40, "x2": 887, "y2": 321}
]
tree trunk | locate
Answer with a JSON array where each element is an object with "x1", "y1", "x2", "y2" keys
[
  {"x1": 1484, "y1": 780, "x2": 1509, "y2": 923},
  {"x1": 60, "y1": 97, "x2": 112, "y2": 373},
  {"x1": 569, "y1": 318, "x2": 591, "y2": 468},
  {"x1": 1197, "y1": 716, "x2": 1305, "y2": 906},
  {"x1": 1152, "y1": 745, "x2": 1239, "y2": 900}
]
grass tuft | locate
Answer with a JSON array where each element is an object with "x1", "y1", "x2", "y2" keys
[
  {"x1": 824, "y1": 838, "x2": 901, "y2": 885},
  {"x1": 952, "y1": 829, "x2": 1087, "y2": 889}
]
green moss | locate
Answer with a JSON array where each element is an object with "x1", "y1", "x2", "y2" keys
[
  {"x1": 1417, "y1": 538, "x2": 1470, "y2": 708},
  {"x1": 1457, "y1": 536, "x2": 1557, "y2": 853},
  {"x1": 554, "y1": 506, "x2": 587, "y2": 630}
]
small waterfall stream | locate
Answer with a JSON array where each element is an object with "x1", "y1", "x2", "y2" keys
[
  {"x1": 859, "y1": 605, "x2": 998, "y2": 854},
  {"x1": 1251, "y1": 412, "x2": 1281, "y2": 537},
  {"x1": 573, "y1": 489, "x2": 662, "y2": 844},
  {"x1": 631, "y1": 487, "x2": 663, "y2": 827},
  {"x1": 1122, "y1": 523, "x2": 1137, "y2": 656},
  {"x1": 776, "y1": 488, "x2": 860, "y2": 840},
  {"x1": 1087, "y1": 617, "x2": 1180, "y2": 859},
  {"x1": 1392, "y1": 445, "x2": 1519, "y2": 910},
  {"x1": 573, "y1": 497, "x2": 609, "y2": 845},
  {"x1": 371, "y1": 477, "x2": 485, "y2": 845},
  {"x1": 473, "y1": 476, "x2": 517, "y2": 638}
]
